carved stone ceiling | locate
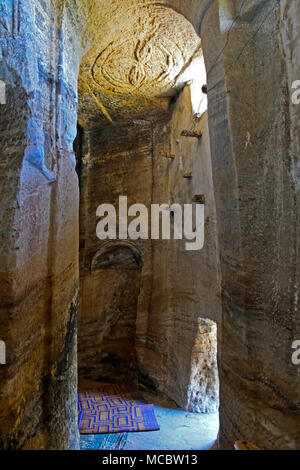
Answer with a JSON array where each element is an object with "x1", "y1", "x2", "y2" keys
[{"x1": 77, "y1": 1, "x2": 202, "y2": 128}]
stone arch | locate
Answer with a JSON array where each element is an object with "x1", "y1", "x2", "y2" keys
[
  {"x1": 78, "y1": 240, "x2": 144, "y2": 383},
  {"x1": 90, "y1": 241, "x2": 143, "y2": 271}
]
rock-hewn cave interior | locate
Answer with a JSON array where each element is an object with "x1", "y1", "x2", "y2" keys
[{"x1": 0, "y1": 0, "x2": 299, "y2": 451}]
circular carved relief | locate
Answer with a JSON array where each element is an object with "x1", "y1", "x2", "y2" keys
[
  {"x1": 92, "y1": 37, "x2": 184, "y2": 95},
  {"x1": 91, "y1": 6, "x2": 198, "y2": 96}
]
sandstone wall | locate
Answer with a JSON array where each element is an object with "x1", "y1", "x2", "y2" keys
[
  {"x1": 201, "y1": 0, "x2": 300, "y2": 449},
  {"x1": 77, "y1": 122, "x2": 153, "y2": 384},
  {"x1": 0, "y1": 0, "x2": 84, "y2": 449},
  {"x1": 0, "y1": 0, "x2": 299, "y2": 451},
  {"x1": 139, "y1": 87, "x2": 221, "y2": 411},
  {"x1": 76, "y1": 85, "x2": 221, "y2": 413}
]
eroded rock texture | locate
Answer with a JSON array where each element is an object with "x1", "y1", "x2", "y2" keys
[
  {"x1": 137, "y1": 89, "x2": 221, "y2": 411},
  {"x1": 78, "y1": 1, "x2": 202, "y2": 126},
  {"x1": 187, "y1": 319, "x2": 219, "y2": 414},
  {"x1": 76, "y1": 77, "x2": 220, "y2": 412},
  {"x1": 0, "y1": 0, "x2": 82, "y2": 449},
  {"x1": 76, "y1": 122, "x2": 153, "y2": 383},
  {"x1": 201, "y1": 0, "x2": 300, "y2": 449},
  {"x1": 0, "y1": 0, "x2": 299, "y2": 451}
]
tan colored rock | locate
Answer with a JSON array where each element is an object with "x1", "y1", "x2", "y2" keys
[{"x1": 0, "y1": 0, "x2": 299, "y2": 451}]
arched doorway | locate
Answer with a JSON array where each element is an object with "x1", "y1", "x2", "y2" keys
[{"x1": 78, "y1": 242, "x2": 143, "y2": 383}]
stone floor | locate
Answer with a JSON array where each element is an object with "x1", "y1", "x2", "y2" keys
[{"x1": 80, "y1": 392, "x2": 219, "y2": 451}]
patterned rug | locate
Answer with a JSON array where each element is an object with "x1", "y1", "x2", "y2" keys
[
  {"x1": 78, "y1": 380, "x2": 160, "y2": 434},
  {"x1": 80, "y1": 432, "x2": 129, "y2": 450}
]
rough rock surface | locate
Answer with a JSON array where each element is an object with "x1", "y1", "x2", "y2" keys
[
  {"x1": 77, "y1": 0, "x2": 202, "y2": 127},
  {"x1": 0, "y1": 0, "x2": 82, "y2": 449},
  {"x1": 76, "y1": 122, "x2": 153, "y2": 383},
  {"x1": 187, "y1": 319, "x2": 219, "y2": 414},
  {"x1": 201, "y1": 0, "x2": 300, "y2": 449},
  {"x1": 136, "y1": 89, "x2": 221, "y2": 411},
  {"x1": 76, "y1": 83, "x2": 221, "y2": 413}
]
